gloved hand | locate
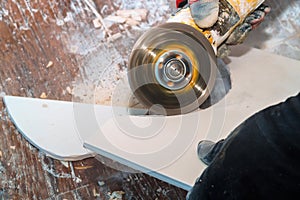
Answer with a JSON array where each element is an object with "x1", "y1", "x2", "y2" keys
[
  {"x1": 218, "y1": 3, "x2": 271, "y2": 57},
  {"x1": 187, "y1": 93, "x2": 300, "y2": 199},
  {"x1": 176, "y1": 0, "x2": 219, "y2": 28},
  {"x1": 190, "y1": 0, "x2": 219, "y2": 28},
  {"x1": 176, "y1": 0, "x2": 270, "y2": 58},
  {"x1": 226, "y1": 4, "x2": 271, "y2": 45}
]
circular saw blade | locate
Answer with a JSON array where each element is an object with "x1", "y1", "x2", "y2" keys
[{"x1": 128, "y1": 23, "x2": 217, "y2": 115}]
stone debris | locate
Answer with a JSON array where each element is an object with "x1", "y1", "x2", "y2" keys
[
  {"x1": 66, "y1": 86, "x2": 73, "y2": 95},
  {"x1": 90, "y1": 7, "x2": 152, "y2": 52},
  {"x1": 40, "y1": 92, "x2": 47, "y2": 99},
  {"x1": 96, "y1": 8, "x2": 149, "y2": 35},
  {"x1": 117, "y1": 9, "x2": 148, "y2": 21},
  {"x1": 108, "y1": 32, "x2": 123, "y2": 42},
  {"x1": 125, "y1": 18, "x2": 139, "y2": 26},
  {"x1": 98, "y1": 180, "x2": 105, "y2": 186},
  {"x1": 60, "y1": 161, "x2": 69, "y2": 168},
  {"x1": 107, "y1": 191, "x2": 125, "y2": 200},
  {"x1": 46, "y1": 61, "x2": 53, "y2": 68},
  {"x1": 93, "y1": 18, "x2": 102, "y2": 29},
  {"x1": 105, "y1": 15, "x2": 127, "y2": 24},
  {"x1": 74, "y1": 165, "x2": 93, "y2": 170},
  {"x1": 107, "y1": 9, "x2": 148, "y2": 27},
  {"x1": 93, "y1": 187, "x2": 100, "y2": 197},
  {"x1": 84, "y1": 0, "x2": 112, "y2": 37}
]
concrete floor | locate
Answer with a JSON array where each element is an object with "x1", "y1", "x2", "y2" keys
[{"x1": 0, "y1": 0, "x2": 298, "y2": 198}]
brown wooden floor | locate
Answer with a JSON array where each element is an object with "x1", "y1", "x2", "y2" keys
[{"x1": 0, "y1": 0, "x2": 188, "y2": 199}]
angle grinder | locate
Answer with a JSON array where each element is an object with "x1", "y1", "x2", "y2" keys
[{"x1": 128, "y1": 0, "x2": 265, "y2": 115}]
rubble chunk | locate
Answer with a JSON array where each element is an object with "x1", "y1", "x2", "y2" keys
[
  {"x1": 40, "y1": 92, "x2": 47, "y2": 99},
  {"x1": 108, "y1": 32, "x2": 123, "y2": 42},
  {"x1": 93, "y1": 18, "x2": 102, "y2": 29},
  {"x1": 116, "y1": 9, "x2": 148, "y2": 21},
  {"x1": 105, "y1": 15, "x2": 126, "y2": 24},
  {"x1": 66, "y1": 86, "x2": 73, "y2": 95},
  {"x1": 46, "y1": 61, "x2": 53, "y2": 68},
  {"x1": 125, "y1": 18, "x2": 140, "y2": 26}
]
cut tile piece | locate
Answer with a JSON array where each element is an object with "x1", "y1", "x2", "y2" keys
[{"x1": 3, "y1": 96, "x2": 147, "y2": 161}]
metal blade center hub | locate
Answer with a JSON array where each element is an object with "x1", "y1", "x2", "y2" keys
[
  {"x1": 155, "y1": 50, "x2": 193, "y2": 90},
  {"x1": 165, "y1": 59, "x2": 186, "y2": 81}
]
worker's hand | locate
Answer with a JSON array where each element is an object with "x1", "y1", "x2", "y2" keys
[
  {"x1": 217, "y1": 3, "x2": 270, "y2": 57},
  {"x1": 175, "y1": 0, "x2": 219, "y2": 28},
  {"x1": 225, "y1": 4, "x2": 271, "y2": 45},
  {"x1": 189, "y1": 0, "x2": 219, "y2": 28},
  {"x1": 188, "y1": 0, "x2": 270, "y2": 57}
]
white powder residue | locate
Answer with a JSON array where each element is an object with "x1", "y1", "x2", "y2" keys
[
  {"x1": 67, "y1": 0, "x2": 172, "y2": 106},
  {"x1": 39, "y1": 153, "x2": 82, "y2": 183},
  {"x1": 0, "y1": 7, "x2": 9, "y2": 21}
]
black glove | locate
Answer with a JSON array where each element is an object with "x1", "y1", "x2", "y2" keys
[{"x1": 187, "y1": 93, "x2": 300, "y2": 199}]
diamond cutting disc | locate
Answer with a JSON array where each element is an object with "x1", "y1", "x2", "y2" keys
[{"x1": 128, "y1": 23, "x2": 217, "y2": 115}]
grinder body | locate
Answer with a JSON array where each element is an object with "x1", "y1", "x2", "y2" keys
[
  {"x1": 168, "y1": 0, "x2": 265, "y2": 51},
  {"x1": 128, "y1": 0, "x2": 265, "y2": 115}
]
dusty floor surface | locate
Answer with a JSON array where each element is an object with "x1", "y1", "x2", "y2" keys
[{"x1": 0, "y1": 0, "x2": 299, "y2": 199}]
